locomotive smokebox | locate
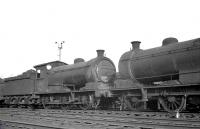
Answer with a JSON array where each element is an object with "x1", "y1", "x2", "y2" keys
[
  {"x1": 131, "y1": 41, "x2": 141, "y2": 50},
  {"x1": 96, "y1": 49, "x2": 105, "y2": 57}
]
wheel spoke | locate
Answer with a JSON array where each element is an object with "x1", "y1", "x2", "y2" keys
[
  {"x1": 174, "y1": 100, "x2": 180, "y2": 105},
  {"x1": 173, "y1": 103, "x2": 177, "y2": 110},
  {"x1": 174, "y1": 102, "x2": 178, "y2": 109}
]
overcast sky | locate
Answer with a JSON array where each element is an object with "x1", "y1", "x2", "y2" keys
[{"x1": 0, "y1": 0, "x2": 200, "y2": 78}]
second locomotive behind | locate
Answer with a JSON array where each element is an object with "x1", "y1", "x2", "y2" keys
[{"x1": 113, "y1": 37, "x2": 200, "y2": 112}]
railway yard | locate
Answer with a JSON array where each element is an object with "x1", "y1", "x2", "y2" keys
[
  {"x1": 0, "y1": 38, "x2": 200, "y2": 129},
  {"x1": 0, "y1": 108, "x2": 200, "y2": 129}
]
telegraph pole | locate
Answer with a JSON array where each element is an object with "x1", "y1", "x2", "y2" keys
[{"x1": 55, "y1": 41, "x2": 65, "y2": 61}]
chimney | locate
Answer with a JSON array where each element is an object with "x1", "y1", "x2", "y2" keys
[
  {"x1": 131, "y1": 41, "x2": 141, "y2": 50},
  {"x1": 96, "y1": 49, "x2": 105, "y2": 57}
]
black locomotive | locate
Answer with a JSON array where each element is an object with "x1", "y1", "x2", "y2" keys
[{"x1": 0, "y1": 37, "x2": 200, "y2": 112}]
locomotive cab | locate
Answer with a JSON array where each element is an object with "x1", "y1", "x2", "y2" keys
[
  {"x1": 34, "y1": 61, "x2": 67, "y2": 79},
  {"x1": 33, "y1": 61, "x2": 68, "y2": 94}
]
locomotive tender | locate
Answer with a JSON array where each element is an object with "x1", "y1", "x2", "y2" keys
[{"x1": 0, "y1": 37, "x2": 200, "y2": 112}]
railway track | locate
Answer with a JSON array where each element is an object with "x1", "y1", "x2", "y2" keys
[
  {"x1": 1, "y1": 108, "x2": 199, "y2": 120},
  {"x1": 0, "y1": 108, "x2": 200, "y2": 129}
]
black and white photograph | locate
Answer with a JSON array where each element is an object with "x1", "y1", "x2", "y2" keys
[{"x1": 0, "y1": 0, "x2": 200, "y2": 129}]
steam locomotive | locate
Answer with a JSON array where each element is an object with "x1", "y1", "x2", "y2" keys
[{"x1": 0, "y1": 37, "x2": 200, "y2": 112}]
